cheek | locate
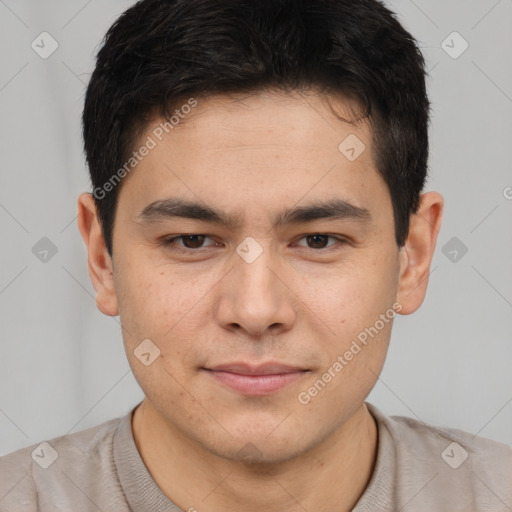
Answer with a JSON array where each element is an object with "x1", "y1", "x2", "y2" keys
[
  {"x1": 114, "y1": 253, "x2": 219, "y2": 364},
  {"x1": 115, "y1": 252, "x2": 182, "y2": 328},
  {"x1": 297, "y1": 250, "x2": 399, "y2": 377},
  {"x1": 304, "y1": 255, "x2": 397, "y2": 327}
]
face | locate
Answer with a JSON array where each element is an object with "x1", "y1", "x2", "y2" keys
[{"x1": 100, "y1": 91, "x2": 406, "y2": 462}]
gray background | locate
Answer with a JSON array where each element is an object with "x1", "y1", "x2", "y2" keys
[{"x1": 0, "y1": 0, "x2": 511, "y2": 456}]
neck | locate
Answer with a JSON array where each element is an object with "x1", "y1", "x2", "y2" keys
[{"x1": 132, "y1": 399, "x2": 378, "y2": 512}]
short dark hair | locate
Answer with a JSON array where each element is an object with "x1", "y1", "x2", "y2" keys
[{"x1": 82, "y1": 0, "x2": 430, "y2": 257}]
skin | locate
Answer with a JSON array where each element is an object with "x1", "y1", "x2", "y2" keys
[{"x1": 78, "y1": 90, "x2": 443, "y2": 512}]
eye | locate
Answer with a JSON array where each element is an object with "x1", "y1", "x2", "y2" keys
[
  {"x1": 161, "y1": 234, "x2": 218, "y2": 253},
  {"x1": 294, "y1": 234, "x2": 346, "y2": 250},
  {"x1": 160, "y1": 233, "x2": 347, "y2": 255}
]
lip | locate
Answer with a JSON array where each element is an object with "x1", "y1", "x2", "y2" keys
[
  {"x1": 203, "y1": 362, "x2": 309, "y2": 395},
  {"x1": 207, "y1": 362, "x2": 306, "y2": 375}
]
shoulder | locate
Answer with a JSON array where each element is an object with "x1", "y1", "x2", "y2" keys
[
  {"x1": 366, "y1": 402, "x2": 512, "y2": 511},
  {"x1": 0, "y1": 416, "x2": 124, "y2": 512}
]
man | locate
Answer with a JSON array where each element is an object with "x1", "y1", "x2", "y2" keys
[{"x1": 0, "y1": 0, "x2": 510, "y2": 511}]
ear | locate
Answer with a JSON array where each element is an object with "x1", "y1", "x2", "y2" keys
[
  {"x1": 396, "y1": 191, "x2": 443, "y2": 315},
  {"x1": 77, "y1": 192, "x2": 119, "y2": 316}
]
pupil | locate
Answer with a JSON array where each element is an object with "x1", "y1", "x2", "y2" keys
[
  {"x1": 184, "y1": 235, "x2": 204, "y2": 248},
  {"x1": 308, "y1": 234, "x2": 328, "y2": 248}
]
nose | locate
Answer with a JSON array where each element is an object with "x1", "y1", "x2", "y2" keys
[{"x1": 215, "y1": 242, "x2": 296, "y2": 337}]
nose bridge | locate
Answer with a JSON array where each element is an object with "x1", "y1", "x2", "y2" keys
[
  {"x1": 216, "y1": 237, "x2": 296, "y2": 335},
  {"x1": 235, "y1": 236, "x2": 280, "y2": 304},
  {"x1": 237, "y1": 243, "x2": 276, "y2": 296}
]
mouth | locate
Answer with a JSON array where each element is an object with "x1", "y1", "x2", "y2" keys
[{"x1": 201, "y1": 362, "x2": 310, "y2": 396}]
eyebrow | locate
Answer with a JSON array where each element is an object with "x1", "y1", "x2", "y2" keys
[{"x1": 135, "y1": 197, "x2": 372, "y2": 230}]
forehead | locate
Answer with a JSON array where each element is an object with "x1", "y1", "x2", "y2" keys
[
  {"x1": 174, "y1": 90, "x2": 369, "y2": 145},
  {"x1": 115, "y1": 90, "x2": 391, "y2": 230},
  {"x1": 141, "y1": 89, "x2": 373, "y2": 160}
]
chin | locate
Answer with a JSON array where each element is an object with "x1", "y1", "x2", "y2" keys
[
  {"x1": 205, "y1": 422, "x2": 313, "y2": 466},
  {"x1": 220, "y1": 439, "x2": 309, "y2": 466}
]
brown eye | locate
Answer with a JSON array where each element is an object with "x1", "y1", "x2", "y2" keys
[
  {"x1": 305, "y1": 234, "x2": 330, "y2": 249},
  {"x1": 180, "y1": 235, "x2": 206, "y2": 248},
  {"x1": 295, "y1": 234, "x2": 345, "y2": 250},
  {"x1": 161, "y1": 234, "x2": 217, "y2": 253}
]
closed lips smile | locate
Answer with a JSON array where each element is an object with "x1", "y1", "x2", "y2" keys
[{"x1": 202, "y1": 363, "x2": 309, "y2": 395}]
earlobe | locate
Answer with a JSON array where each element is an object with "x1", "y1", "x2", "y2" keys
[
  {"x1": 396, "y1": 191, "x2": 444, "y2": 315},
  {"x1": 77, "y1": 193, "x2": 119, "y2": 316}
]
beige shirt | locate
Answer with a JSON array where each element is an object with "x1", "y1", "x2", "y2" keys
[{"x1": 1, "y1": 401, "x2": 510, "y2": 511}]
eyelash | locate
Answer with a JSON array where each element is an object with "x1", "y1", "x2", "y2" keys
[{"x1": 160, "y1": 234, "x2": 347, "y2": 254}]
